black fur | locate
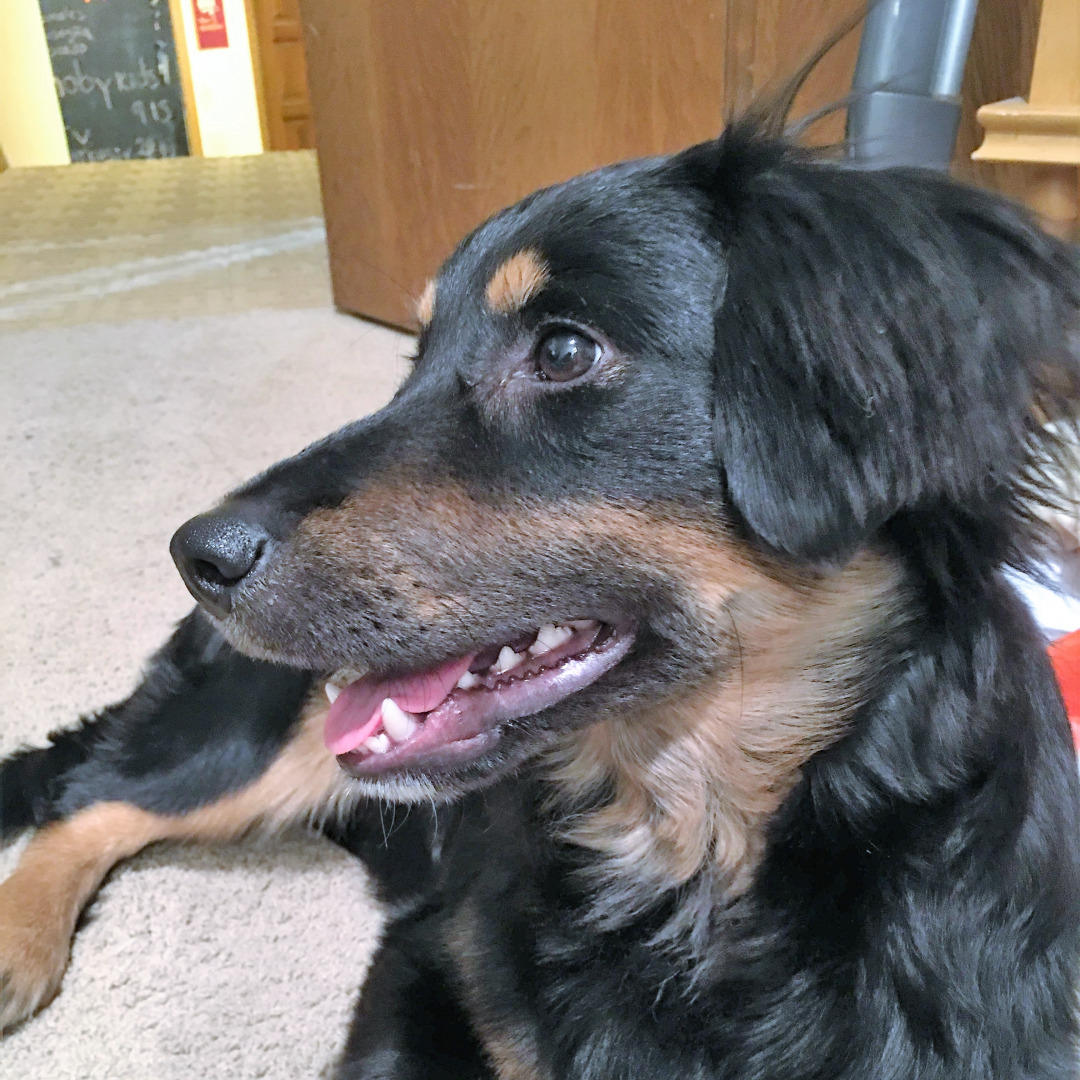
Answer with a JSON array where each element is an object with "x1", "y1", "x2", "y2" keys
[
  {"x1": 5, "y1": 114, "x2": 1080, "y2": 1079},
  {"x1": 0, "y1": 611, "x2": 312, "y2": 831}
]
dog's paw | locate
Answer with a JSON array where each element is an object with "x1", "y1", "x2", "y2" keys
[{"x1": 0, "y1": 881, "x2": 71, "y2": 1031}]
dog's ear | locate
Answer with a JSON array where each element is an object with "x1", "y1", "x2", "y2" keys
[{"x1": 686, "y1": 130, "x2": 1080, "y2": 565}]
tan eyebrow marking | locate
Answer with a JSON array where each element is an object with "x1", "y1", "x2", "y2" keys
[
  {"x1": 415, "y1": 279, "x2": 436, "y2": 327},
  {"x1": 485, "y1": 249, "x2": 549, "y2": 314}
]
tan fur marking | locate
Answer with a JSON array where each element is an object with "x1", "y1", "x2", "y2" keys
[
  {"x1": 446, "y1": 900, "x2": 549, "y2": 1080},
  {"x1": 547, "y1": 551, "x2": 904, "y2": 897},
  {"x1": 485, "y1": 250, "x2": 549, "y2": 313},
  {"x1": 161, "y1": 692, "x2": 343, "y2": 837},
  {"x1": 0, "y1": 801, "x2": 164, "y2": 1029},
  {"x1": 298, "y1": 485, "x2": 758, "y2": 596},
  {"x1": 288, "y1": 483, "x2": 903, "y2": 894},
  {"x1": 415, "y1": 278, "x2": 436, "y2": 327},
  {"x1": 0, "y1": 693, "x2": 342, "y2": 1029},
  {"x1": 480, "y1": 1029, "x2": 548, "y2": 1080},
  {"x1": 294, "y1": 487, "x2": 762, "y2": 656}
]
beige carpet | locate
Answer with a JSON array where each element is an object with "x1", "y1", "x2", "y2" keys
[
  {"x1": 0, "y1": 150, "x2": 420, "y2": 1076},
  {"x1": 0, "y1": 152, "x2": 333, "y2": 332}
]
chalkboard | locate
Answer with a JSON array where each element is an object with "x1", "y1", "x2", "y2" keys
[{"x1": 40, "y1": 0, "x2": 190, "y2": 162}]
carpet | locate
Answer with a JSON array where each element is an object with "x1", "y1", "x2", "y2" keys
[
  {"x1": 0, "y1": 152, "x2": 332, "y2": 332},
  {"x1": 0, "y1": 308, "x2": 415, "y2": 1077}
]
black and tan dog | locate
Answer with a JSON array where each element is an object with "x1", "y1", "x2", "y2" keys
[{"x1": 4, "y1": 101, "x2": 1080, "y2": 1078}]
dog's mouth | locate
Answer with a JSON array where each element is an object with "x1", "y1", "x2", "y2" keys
[{"x1": 325, "y1": 619, "x2": 633, "y2": 776}]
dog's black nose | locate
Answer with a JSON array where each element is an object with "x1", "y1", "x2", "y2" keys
[{"x1": 170, "y1": 509, "x2": 270, "y2": 618}]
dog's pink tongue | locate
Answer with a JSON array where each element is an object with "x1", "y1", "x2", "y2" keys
[
  {"x1": 324, "y1": 678, "x2": 385, "y2": 755},
  {"x1": 323, "y1": 654, "x2": 475, "y2": 755}
]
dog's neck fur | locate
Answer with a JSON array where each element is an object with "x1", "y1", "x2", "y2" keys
[{"x1": 545, "y1": 551, "x2": 906, "y2": 919}]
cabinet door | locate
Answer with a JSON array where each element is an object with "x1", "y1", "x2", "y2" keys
[
  {"x1": 250, "y1": 0, "x2": 316, "y2": 151},
  {"x1": 298, "y1": 0, "x2": 865, "y2": 329}
]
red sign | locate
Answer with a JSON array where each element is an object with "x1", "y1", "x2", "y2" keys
[{"x1": 192, "y1": 0, "x2": 228, "y2": 50}]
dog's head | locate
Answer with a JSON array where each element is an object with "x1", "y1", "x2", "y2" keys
[{"x1": 171, "y1": 120, "x2": 1080, "y2": 808}]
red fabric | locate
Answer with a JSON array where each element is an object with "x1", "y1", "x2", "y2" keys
[{"x1": 1048, "y1": 628, "x2": 1080, "y2": 751}]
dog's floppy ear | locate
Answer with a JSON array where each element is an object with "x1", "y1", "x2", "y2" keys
[{"x1": 685, "y1": 127, "x2": 1080, "y2": 565}]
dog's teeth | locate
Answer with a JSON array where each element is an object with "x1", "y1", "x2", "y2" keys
[
  {"x1": 456, "y1": 671, "x2": 481, "y2": 690},
  {"x1": 493, "y1": 646, "x2": 525, "y2": 674},
  {"x1": 380, "y1": 698, "x2": 419, "y2": 741},
  {"x1": 363, "y1": 733, "x2": 391, "y2": 754},
  {"x1": 328, "y1": 667, "x2": 364, "y2": 688},
  {"x1": 327, "y1": 668, "x2": 366, "y2": 704},
  {"x1": 529, "y1": 624, "x2": 573, "y2": 656}
]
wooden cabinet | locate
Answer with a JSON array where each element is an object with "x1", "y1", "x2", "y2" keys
[
  {"x1": 249, "y1": 0, "x2": 316, "y2": 151},
  {"x1": 971, "y1": 0, "x2": 1077, "y2": 239},
  {"x1": 297, "y1": 0, "x2": 1028, "y2": 330}
]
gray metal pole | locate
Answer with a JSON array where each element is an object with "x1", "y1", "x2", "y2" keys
[{"x1": 846, "y1": 0, "x2": 980, "y2": 170}]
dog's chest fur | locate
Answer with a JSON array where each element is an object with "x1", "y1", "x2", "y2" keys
[{"x1": 387, "y1": 775, "x2": 831, "y2": 1080}]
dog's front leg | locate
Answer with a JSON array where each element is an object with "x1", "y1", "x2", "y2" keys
[
  {"x1": 0, "y1": 608, "x2": 341, "y2": 1030},
  {"x1": 338, "y1": 934, "x2": 496, "y2": 1080}
]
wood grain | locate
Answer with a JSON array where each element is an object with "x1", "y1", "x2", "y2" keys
[
  {"x1": 964, "y1": 0, "x2": 1078, "y2": 238},
  {"x1": 953, "y1": 0, "x2": 1042, "y2": 199},
  {"x1": 300, "y1": 0, "x2": 1032, "y2": 329},
  {"x1": 168, "y1": 0, "x2": 203, "y2": 156},
  {"x1": 301, "y1": 0, "x2": 730, "y2": 326},
  {"x1": 251, "y1": 0, "x2": 316, "y2": 151}
]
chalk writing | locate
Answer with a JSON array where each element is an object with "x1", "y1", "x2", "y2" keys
[
  {"x1": 131, "y1": 99, "x2": 173, "y2": 125},
  {"x1": 47, "y1": 25, "x2": 93, "y2": 57},
  {"x1": 69, "y1": 136, "x2": 178, "y2": 162},
  {"x1": 53, "y1": 54, "x2": 171, "y2": 110},
  {"x1": 155, "y1": 42, "x2": 172, "y2": 85},
  {"x1": 39, "y1": 0, "x2": 188, "y2": 160},
  {"x1": 42, "y1": 8, "x2": 86, "y2": 24},
  {"x1": 53, "y1": 61, "x2": 113, "y2": 108}
]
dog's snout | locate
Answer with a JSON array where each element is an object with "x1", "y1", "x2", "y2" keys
[{"x1": 170, "y1": 509, "x2": 270, "y2": 618}]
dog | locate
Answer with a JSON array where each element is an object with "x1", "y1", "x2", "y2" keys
[{"x1": 3, "y1": 96, "x2": 1080, "y2": 1079}]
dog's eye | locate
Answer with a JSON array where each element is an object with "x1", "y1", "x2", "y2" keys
[{"x1": 534, "y1": 331, "x2": 600, "y2": 383}]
